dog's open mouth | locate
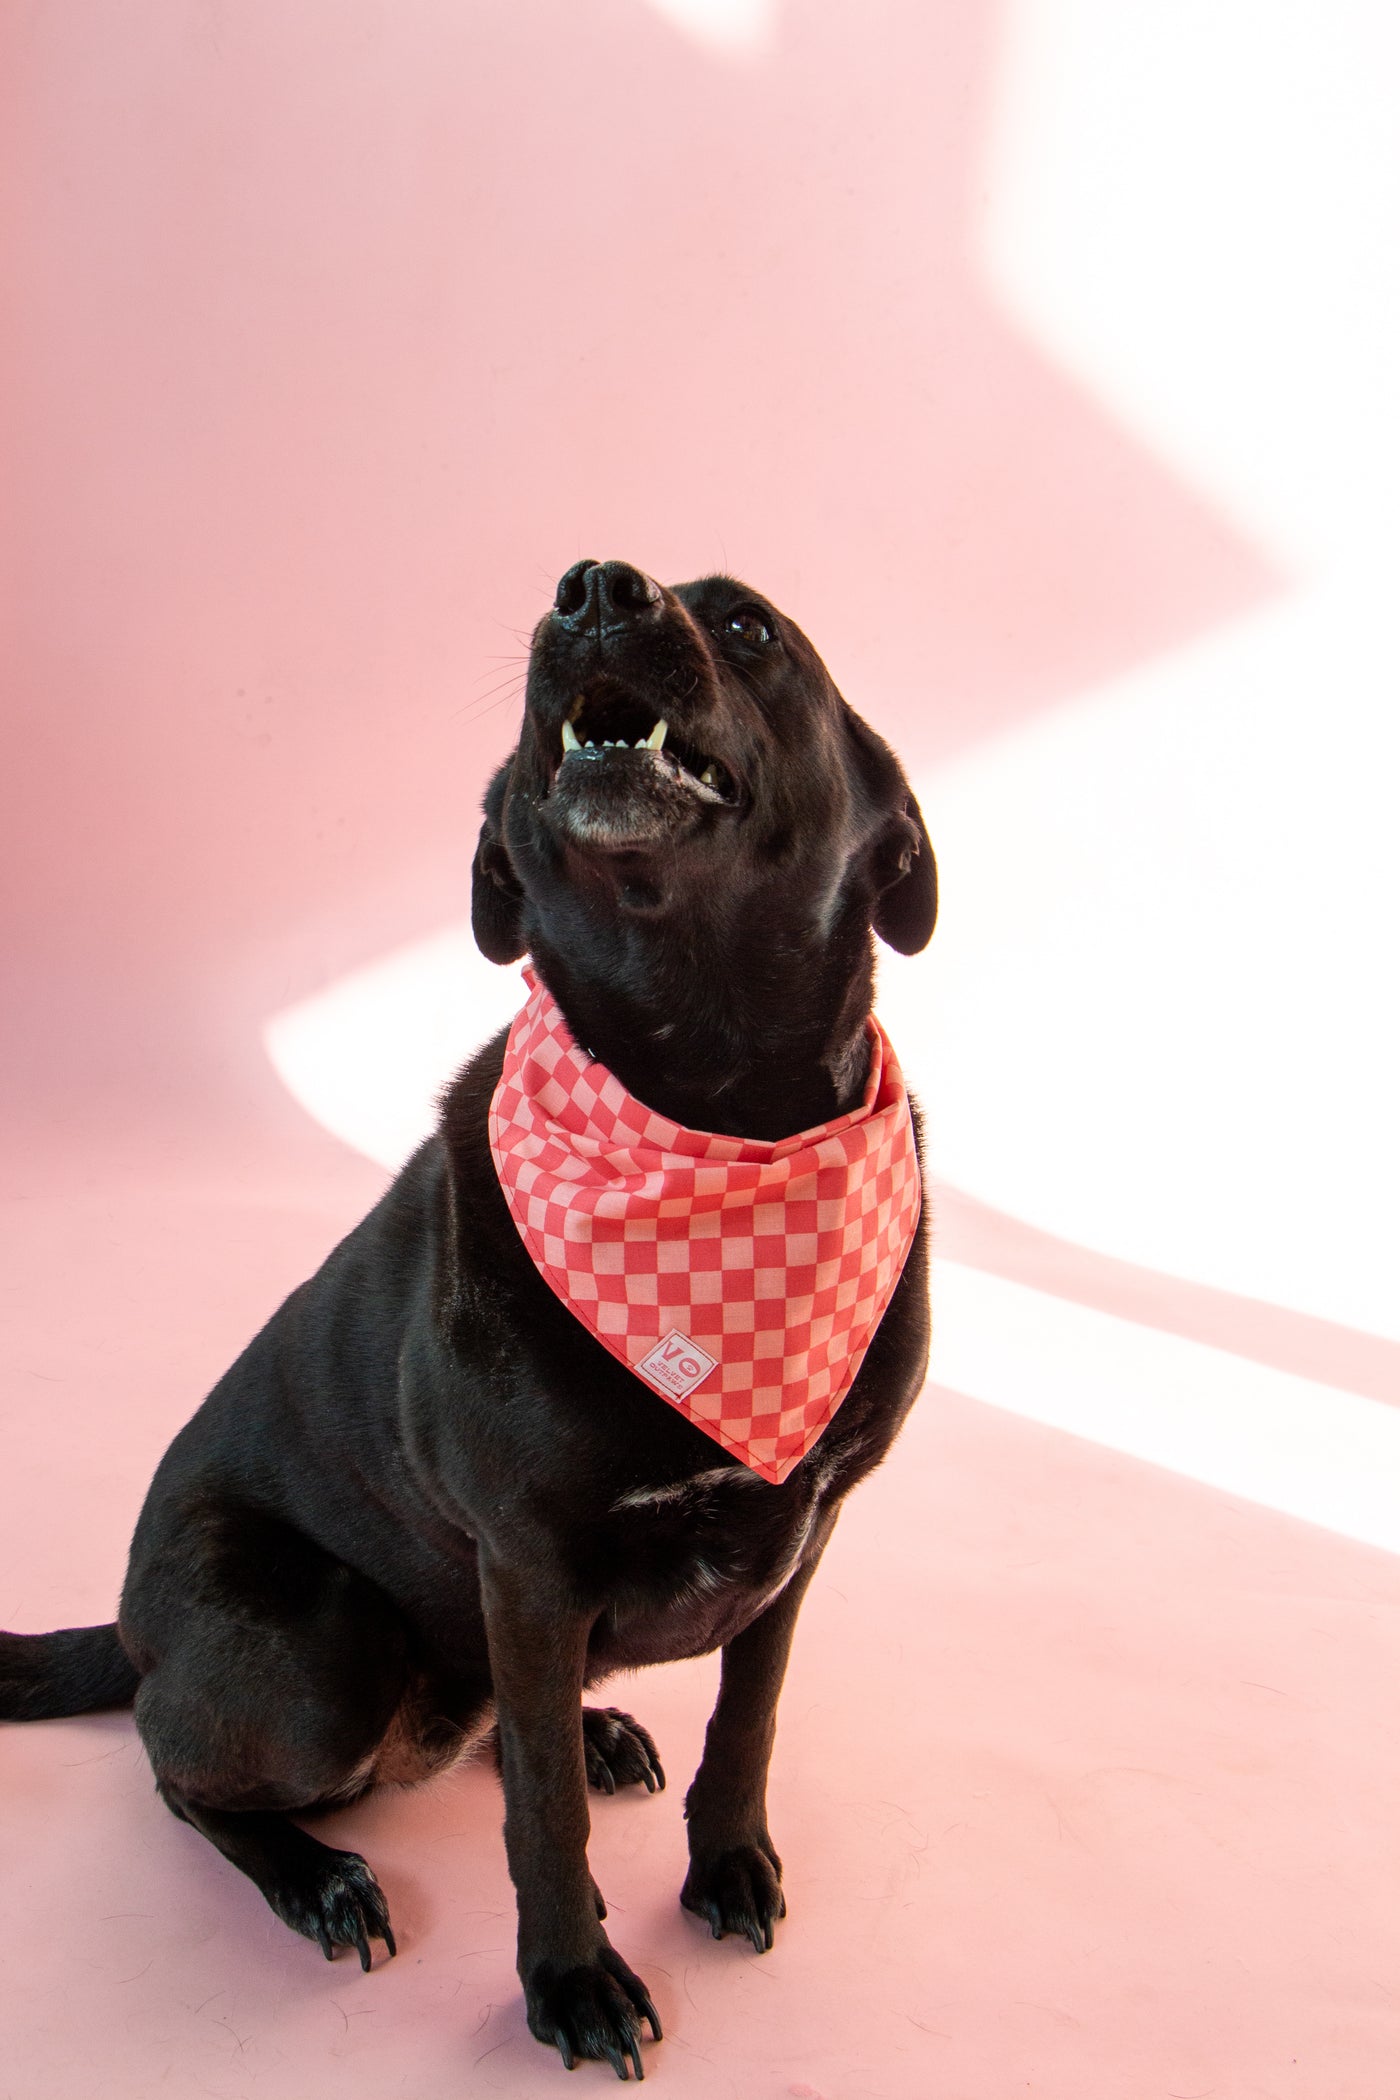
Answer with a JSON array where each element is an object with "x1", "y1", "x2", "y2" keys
[{"x1": 548, "y1": 682, "x2": 740, "y2": 807}]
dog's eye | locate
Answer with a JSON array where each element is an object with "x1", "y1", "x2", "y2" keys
[{"x1": 725, "y1": 608, "x2": 773, "y2": 647}]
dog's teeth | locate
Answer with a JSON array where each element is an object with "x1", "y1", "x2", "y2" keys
[
  {"x1": 569, "y1": 696, "x2": 586, "y2": 721},
  {"x1": 700, "y1": 765, "x2": 718, "y2": 788},
  {"x1": 561, "y1": 718, "x2": 581, "y2": 753},
  {"x1": 635, "y1": 738, "x2": 648, "y2": 748},
  {"x1": 585, "y1": 739, "x2": 596, "y2": 749},
  {"x1": 645, "y1": 720, "x2": 668, "y2": 750}
]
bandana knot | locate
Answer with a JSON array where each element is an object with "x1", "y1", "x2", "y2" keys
[{"x1": 488, "y1": 971, "x2": 921, "y2": 1484}]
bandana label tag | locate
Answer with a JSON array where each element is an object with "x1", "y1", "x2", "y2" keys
[{"x1": 635, "y1": 1330, "x2": 718, "y2": 1402}]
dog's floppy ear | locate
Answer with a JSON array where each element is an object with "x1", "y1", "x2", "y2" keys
[
  {"x1": 471, "y1": 760, "x2": 527, "y2": 964},
  {"x1": 871, "y1": 790, "x2": 938, "y2": 953},
  {"x1": 843, "y1": 706, "x2": 938, "y2": 954}
]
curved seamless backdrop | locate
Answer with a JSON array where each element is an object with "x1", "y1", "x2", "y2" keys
[{"x1": 3, "y1": 5, "x2": 1397, "y2": 2096}]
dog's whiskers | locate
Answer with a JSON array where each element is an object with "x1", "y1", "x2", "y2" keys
[{"x1": 452, "y1": 676, "x2": 527, "y2": 724}]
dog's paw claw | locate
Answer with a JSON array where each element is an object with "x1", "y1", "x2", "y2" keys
[
  {"x1": 270, "y1": 1848, "x2": 396, "y2": 1969},
  {"x1": 582, "y1": 1706, "x2": 666, "y2": 1795},
  {"x1": 681, "y1": 1840, "x2": 785, "y2": 1954},
  {"x1": 526, "y1": 1946, "x2": 661, "y2": 2080}
]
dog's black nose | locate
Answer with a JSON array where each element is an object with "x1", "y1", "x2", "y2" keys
[{"x1": 553, "y1": 559, "x2": 662, "y2": 634}]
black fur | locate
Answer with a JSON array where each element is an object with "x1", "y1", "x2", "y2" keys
[
  {"x1": 1, "y1": 562, "x2": 935, "y2": 2080},
  {"x1": 0, "y1": 1624, "x2": 140, "y2": 1718}
]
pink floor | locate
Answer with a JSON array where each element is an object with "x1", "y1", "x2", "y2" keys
[
  {"x1": 3, "y1": 1129, "x2": 1397, "y2": 2097},
  {"x1": 5, "y1": 2, "x2": 1399, "y2": 2094}
]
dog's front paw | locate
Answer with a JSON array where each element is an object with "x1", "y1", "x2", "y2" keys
[
  {"x1": 582, "y1": 1705, "x2": 666, "y2": 1795},
  {"x1": 680, "y1": 1839, "x2": 785, "y2": 1953},
  {"x1": 525, "y1": 1945, "x2": 662, "y2": 2080}
]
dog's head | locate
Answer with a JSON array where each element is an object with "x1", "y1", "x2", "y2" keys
[{"x1": 472, "y1": 560, "x2": 935, "y2": 974}]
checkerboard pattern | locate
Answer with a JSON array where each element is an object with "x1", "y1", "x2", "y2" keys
[{"x1": 488, "y1": 971, "x2": 922, "y2": 1484}]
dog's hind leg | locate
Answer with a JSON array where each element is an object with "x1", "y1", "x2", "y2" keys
[
  {"x1": 483, "y1": 1705, "x2": 667, "y2": 1797},
  {"x1": 157, "y1": 1784, "x2": 396, "y2": 1969},
  {"x1": 581, "y1": 1706, "x2": 666, "y2": 1795},
  {"x1": 123, "y1": 1503, "x2": 412, "y2": 1966}
]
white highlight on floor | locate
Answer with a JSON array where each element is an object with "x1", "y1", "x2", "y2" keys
[
  {"x1": 638, "y1": 0, "x2": 777, "y2": 60},
  {"x1": 264, "y1": 924, "x2": 524, "y2": 1172},
  {"x1": 933, "y1": 1261, "x2": 1400, "y2": 1558},
  {"x1": 261, "y1": 939, "x2": 1400, "y2": 1559}
]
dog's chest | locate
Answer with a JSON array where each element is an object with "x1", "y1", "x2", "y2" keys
[{"x1": 584, "y1": 1465, "x2": 821, "y2": 1670}]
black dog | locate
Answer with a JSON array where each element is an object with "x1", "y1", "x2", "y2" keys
[{"x1": 0, "y1": 561, "x2": 935, "y2": 2079}]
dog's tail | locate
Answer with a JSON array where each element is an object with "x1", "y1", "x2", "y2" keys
[{"x1": 0, "y1": 1623, "x2": 140, "y2": 1720}]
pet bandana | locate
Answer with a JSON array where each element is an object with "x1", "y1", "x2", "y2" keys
[{"x1": 488, "y1": 971, "x2": 922, "y2": 1485}]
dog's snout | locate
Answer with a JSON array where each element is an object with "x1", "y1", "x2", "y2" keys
[{"x1": 553, "y1": 559, "x2": 662, "y2": 635}]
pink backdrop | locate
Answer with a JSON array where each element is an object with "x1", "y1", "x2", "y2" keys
[{"x1": 3, "y1": 4, "x2": 1397, "y2": 2094}]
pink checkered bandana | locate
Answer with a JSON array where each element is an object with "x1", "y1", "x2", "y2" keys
[{"x1": 488, "y1": 971, "x2": 921, "y2": 1484}]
